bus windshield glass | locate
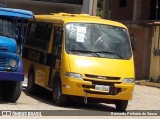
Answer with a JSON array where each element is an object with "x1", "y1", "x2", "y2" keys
[
  {"x1": 0, "y1": 18, "x2": 15, "y2": 38},
  {"x1": 65, "y1": 23, "x2": 132, "y2": 59}
]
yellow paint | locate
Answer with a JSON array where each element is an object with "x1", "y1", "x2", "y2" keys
[{"x1": 23, "y1": 13, "x2": 135, "y2": 102}]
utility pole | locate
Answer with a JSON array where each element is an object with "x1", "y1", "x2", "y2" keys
[{"x1": 81, "y1": 0, "x2": 98, "y2": 16}]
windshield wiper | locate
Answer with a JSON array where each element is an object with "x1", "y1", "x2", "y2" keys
[
  {"x1": 68, "y1": 50, "x2": 100, "y2": 57},
  {"x1": 95, "y1": 51, "x2": 124, "y2": 59}
]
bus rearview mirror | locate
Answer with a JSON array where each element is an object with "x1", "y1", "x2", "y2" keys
[{"x1": 130, "y1": 35, "x2": 136, "y2": 51}]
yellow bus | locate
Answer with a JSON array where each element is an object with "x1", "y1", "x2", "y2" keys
[{"x1": 23, "y1": 13, "x2": 135, "y2": 111}]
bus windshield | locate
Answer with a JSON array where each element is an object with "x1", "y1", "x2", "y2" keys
[
  {"x1": 0, "y1": 18, "x2": 15, "y2": 38},
  {"x1": 65, "y1": 23, "x2": 132, "y2": 59}
]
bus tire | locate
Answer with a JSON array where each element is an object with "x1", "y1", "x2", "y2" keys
[
  {"x1": 27, "y1": 71, "x2": 36, "y2": 94},
  {"x1": 52, "y1": 80, "x2": 67, "y2": 106},
  {"x1": 115, "y1": 100, "x2": 128, "y2": 111},
  {"x1": 1, "y1": 81, "x2": 22, "y2": 102}
]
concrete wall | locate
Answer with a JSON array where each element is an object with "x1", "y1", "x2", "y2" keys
[
  {"x1": 81, "y1": 0, "x2": 97, "y2": 15},
  {"x1": 7, "y1": 0, "x2": 81, "y2": 14},
  {"x1": 133, "y1": 0, "x2": 151, "y2": 20},
  {"x1": 111, "y1": 0, "x2": 134, "y2": 20},
  {"x1": 103, "y1": 0, "x2": 151, "y2": 20},
  {"x1": 7, "y1": 0, "x2": 97, "y2": 15},
  {"x1": 103, "y1": 0, "x2": 134, "y2": 20},
  {"x1": 141, "y1": 0, "x2": 151, "y2": 20}
]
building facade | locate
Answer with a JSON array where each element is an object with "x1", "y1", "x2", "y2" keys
[
  {"x1": 6, "y1": 0, "x2": 97, "y2": 15},
  {"x1": 103, "y1": 0, "x2": 160, "y2": 81}
]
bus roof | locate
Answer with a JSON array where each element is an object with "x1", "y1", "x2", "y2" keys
[
  {"x1": 0, "y1": 7, "x2": 33, "y2": 19},
  {"x1": 35, "y1": 13, "x2": 127, "y2": 29}
]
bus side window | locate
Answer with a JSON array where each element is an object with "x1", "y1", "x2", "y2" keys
[{"x1": 53, "y1": 26, "x2": 63, "y2": 59}]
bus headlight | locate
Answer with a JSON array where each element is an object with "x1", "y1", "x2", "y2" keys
[
  {"x1": 9, "y1": 59, "x2": 17, "y2": 68},
  {"x1": 65, "y1": 72, "x2": 83, "y2": 80},
  {"x1": 122, "y1": 78, "x2": 135, "y2": 83}
]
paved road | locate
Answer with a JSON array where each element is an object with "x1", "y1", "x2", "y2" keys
[{"x1": 0, "y1": 84, "x2": 160, "y2": 119}]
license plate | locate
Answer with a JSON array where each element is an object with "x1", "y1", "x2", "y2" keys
[{"x1": 95, "y1": 85, "x2": 110, "y2": 92}]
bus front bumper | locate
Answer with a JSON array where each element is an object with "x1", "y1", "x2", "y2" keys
[
  {"x1": 0, "y1": 71, "x2": 24, "y2": 81},
  {"x1": 62, "y1": 78, "x2": 135, "y2": 101}
]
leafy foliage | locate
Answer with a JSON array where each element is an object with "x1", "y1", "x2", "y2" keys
[{"x1": 97, "y1": 0, "x2": 103, "y2": 17}]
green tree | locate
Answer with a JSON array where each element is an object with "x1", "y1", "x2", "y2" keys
[{"x1": 97, "y1": 0, "x2": 103, "y2": 17}]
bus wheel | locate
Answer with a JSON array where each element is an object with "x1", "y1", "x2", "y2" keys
[
  {"x1": 1, "y1": 81, "x2": 22, "y2": 102},
  {"x1": 115, "y1": 100, "x2": 128, "y2": 111},
  {"x1": 27, "y1": 71, "x2": 36, "y2": 94},
  {"x1": 52, "y1": 80, "x2": 67, "y2": 106}
]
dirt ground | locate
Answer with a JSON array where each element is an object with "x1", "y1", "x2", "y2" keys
[{"x1": 0, "y1": 85, "x2": 160, "y2": 119}]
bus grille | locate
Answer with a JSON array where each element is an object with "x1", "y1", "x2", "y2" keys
[
  {"x1": 0, "y1": 47, "x2": 9, "y2": 52},
  {"x1": 83, "y1": 79, "x2": 122, "y2": 95},
  {"x1": 0, "y1": 57, "x2": 7, "y2": 67},
  {"x1": 85, "y1": 74, "x2": 120, "y2": 80}
]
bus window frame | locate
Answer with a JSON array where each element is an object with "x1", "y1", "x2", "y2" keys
[
  {"x1": 25, "y1": 21, "x2": 53, "y2": 52},
  {"x1": 48, "y1": 24, "x2": 63, "y2": 88}
]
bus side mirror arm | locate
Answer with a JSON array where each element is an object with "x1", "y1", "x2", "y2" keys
[
  {"x1": 57, "y1": 45, "x2": 62, "y2": 59},
  {"x1": 130, "y1": 35, "x2": 136, "y2": 51}
]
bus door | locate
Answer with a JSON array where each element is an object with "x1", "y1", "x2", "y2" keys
[{"x1": 49, "y1": 26, "x2": 63, "y2": 88}]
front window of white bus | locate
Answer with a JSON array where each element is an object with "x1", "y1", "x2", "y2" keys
[{"x1": 65, "y1": 23, "x2": 132, "y2": 60}]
